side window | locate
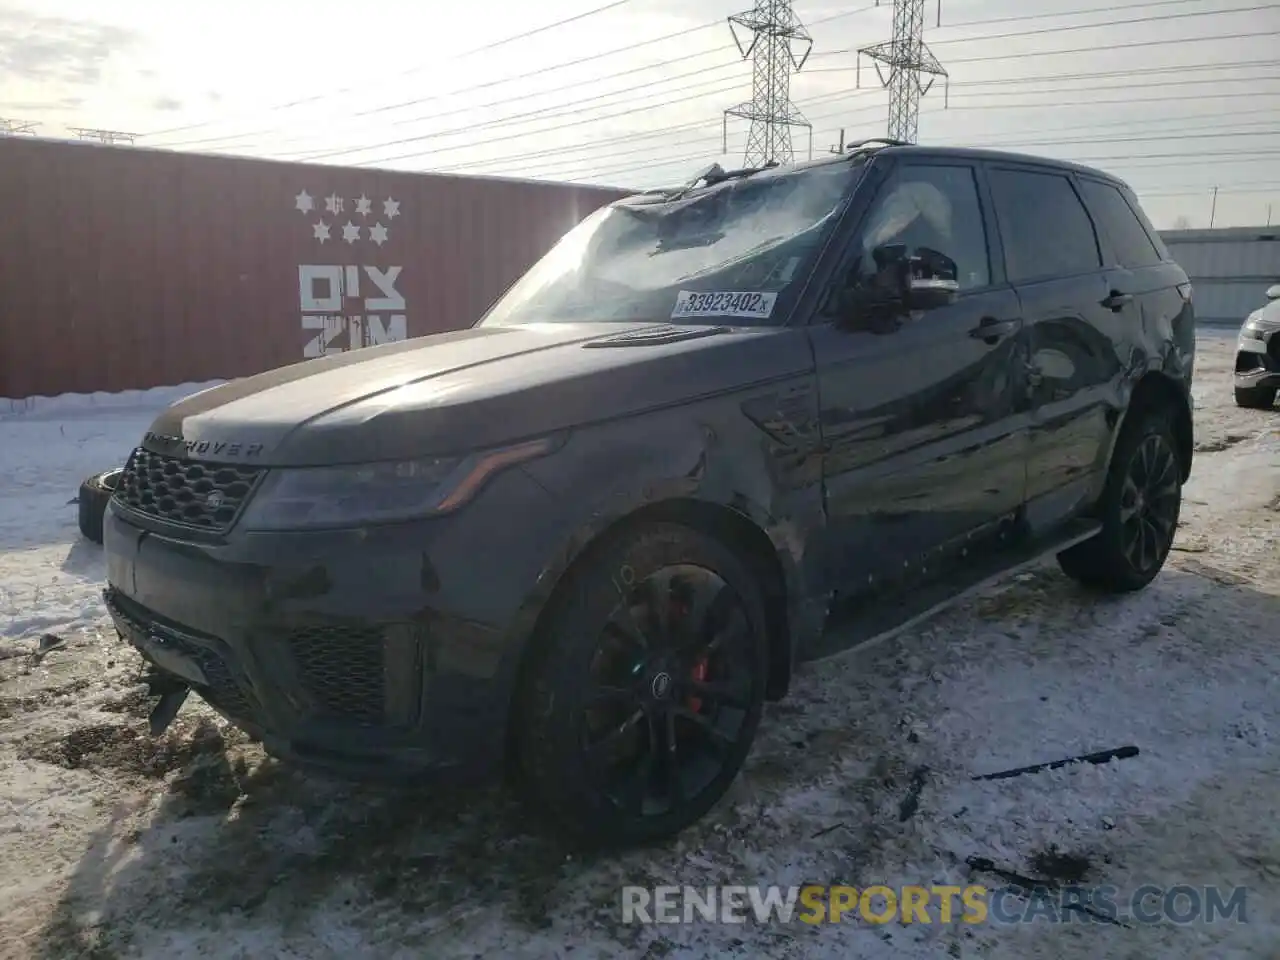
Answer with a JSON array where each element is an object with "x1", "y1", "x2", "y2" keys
[
  {"x1": 848, "y1": 163, "x2": 991, "y2": 296},
  {"x1": 1078, "y1": 178, "x2": 1163, "y2": 268},
  {"x1": 987, "y1": 168, "x2": 1101, "y2": 283}
]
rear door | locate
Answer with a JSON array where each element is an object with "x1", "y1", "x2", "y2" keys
[
  {"x1": 807, "y1": 156, "x2": 1028, "y2": 595},
  {"x1": 984, "y1": 164, "x2": 1120, "y2": 533}
]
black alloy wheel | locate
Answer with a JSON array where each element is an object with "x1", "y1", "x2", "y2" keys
[
  {"x1": 1058, "y1": 409, "x2": 1182, "y2": 592},
  {"x1": 1116, "y1": 432, "x2": 1180, "y2": 578},
  {"x1": 581, "y1": 564, "x2": 755, "y2": 820},
  {"x1": 517, "y1": 523, "x2": 768, "y2": 847}
]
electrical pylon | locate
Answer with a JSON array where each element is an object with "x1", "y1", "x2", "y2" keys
[
  {"x1": 0, "y1": 119, "x2": 38, "y2": 136},
  {"x1": 69, "y1": 128, "x2": 139, "y2": 145},
  {"x1": 857, "y1": 0, "x2": 949, "y2": 144},
  {"x1": 722, "y1": 0, "x2": 814, "y2": 168}
]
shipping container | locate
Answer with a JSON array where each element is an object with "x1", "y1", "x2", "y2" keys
[
  {"x1": 1160, "y1": 226, "x2": 1280, "y2": 325},
  {"x1": 0, "y1": 137, "x2": 629, "y2": 399}
]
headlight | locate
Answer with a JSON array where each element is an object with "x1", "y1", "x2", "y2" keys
[
  {"x1": 1241, "y1": 311, "x2": 1265, "y2": 339},
  {"x1": 238, "y1": 436, "x2": 558, "y2": 530}
]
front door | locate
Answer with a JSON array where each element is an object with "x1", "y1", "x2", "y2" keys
[{"x1": 807, "y1": 158, "x2": 1029, "y2": 597}]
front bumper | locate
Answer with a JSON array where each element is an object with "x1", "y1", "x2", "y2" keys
[
  {"x1": 101, "y1": 464, "x2": 562, "y2": 782},
  {"x1": 1234, "y1": 327, "x2": 1280, "y2": 389}
]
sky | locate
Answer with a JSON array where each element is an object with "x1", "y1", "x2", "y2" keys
[{"x1": 1, "y1": 0, "x2": 1278, "y2": 229}]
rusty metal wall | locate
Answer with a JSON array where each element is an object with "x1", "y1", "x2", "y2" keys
[{"x1": 0, "y1": 137, "x2": 628, "y2": 399}]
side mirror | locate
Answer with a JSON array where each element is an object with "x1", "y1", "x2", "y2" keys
[{"x1": 1266, "y1": 284, "x2": 1280, "y2": 300}]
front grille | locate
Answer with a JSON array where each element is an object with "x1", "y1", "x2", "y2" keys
[
  {"x1": 105, "y1": 589, "x2": 258, "y2": 721},
  {"x1": 115, "y1": 447, "x2": 263, "y2": 532},
  {"x1": 288, "y1": 625, "x2": 388, "y2": 725}
]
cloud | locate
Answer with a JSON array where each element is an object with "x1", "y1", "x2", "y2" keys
[
  {"x1": 151, "y1": 95, "x2": 183, "y2": 112},
  {"x1": 0, "y1": 7, "x2": 134, "y2": 86}
]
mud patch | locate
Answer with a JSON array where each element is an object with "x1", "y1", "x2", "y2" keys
[
  {"x1": 97, "y1": 685, "x2": 155, "y2": 719},
  {"x1": 0, "y1": 676, "x2": 94, "y2": 719},
  {"x1": 1028, "y1": 845, "x2": 1092, "y2": 885},
  {"x1": 19, "y1": 717, "x2": 227, "y2": 778}
]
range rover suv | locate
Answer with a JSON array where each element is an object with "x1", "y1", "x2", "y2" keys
[{"x1": 103, "y1": 140, "x2": 1195, "y2": 846}]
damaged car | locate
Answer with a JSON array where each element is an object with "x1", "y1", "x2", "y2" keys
[{"x1": 103, "y1": 140, "x2": 1196, "y2": 846}]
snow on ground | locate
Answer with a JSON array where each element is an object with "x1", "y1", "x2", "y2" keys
[{"x1": 1, "y1": 334, "x2": 1278, "y2": 959}]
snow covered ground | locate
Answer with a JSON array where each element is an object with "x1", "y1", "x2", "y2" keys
[{"x1": 1, "y1": 333, "x2": 1277, "y2": 959}]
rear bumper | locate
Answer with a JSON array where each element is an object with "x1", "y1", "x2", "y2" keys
[{"x1": 101, "y1": 464, "x2": 562, "y2": 782}]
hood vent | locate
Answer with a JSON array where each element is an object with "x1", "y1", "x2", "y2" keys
[{"x1": 584, "y1": 324, "x2": 730, "y2": 348}]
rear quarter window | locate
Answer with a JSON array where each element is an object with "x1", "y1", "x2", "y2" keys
[
  {"x1": 987, "y1": 168, "x2": 1102, "y2": 283},
  {"x1": 1078, "y1": 178, "x2": 1164, "y2": 268}
]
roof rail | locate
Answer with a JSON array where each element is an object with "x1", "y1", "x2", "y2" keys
[{"x1": 845, "y1": 137, "x2": 912, "y2": 153}]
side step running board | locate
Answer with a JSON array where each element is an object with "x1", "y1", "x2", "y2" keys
[{"x1": 803, "y1": 518, "x2": 1102, "y2": 662}]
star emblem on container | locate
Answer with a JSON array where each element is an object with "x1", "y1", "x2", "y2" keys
[
  {"x1": 369, "y1": 222, "x2": 389, "y2": 246},
  {"x1": 342, "y1": 221, "x2": 361, "y2": 243},
  {"x1": 325, "y1": 193, "x2": 344, "y2": 215},
  {"x1": 382, "y1": 197, "x2": 400, "y2": 219},
  {"x1": 294, "y1": 189, "x2": 314, "y2": 214},
  {"x1": 312, "y1": 220, "x2": 330, "y2": 243},
  {"x1": 354, "y1": 195, "x2": 372, "y2": 217}
]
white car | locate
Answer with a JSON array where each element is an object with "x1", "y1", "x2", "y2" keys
[{"x1": 1234, "y1": 283, "x2": 1280, "y2": 409}]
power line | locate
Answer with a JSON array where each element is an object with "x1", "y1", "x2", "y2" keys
[
  {"x1": 141, "y1": 0, "x2": 638, "y2": 138},
  {"x1": 338, "y1": 64, "x2": 1280, "y2": 171},
  {"x1": 147, "y1": 0, "x2": 1215, "y2": 153},
  {"x1": 279, "y1": 24, "x2": 1279, "y2": 168},
  {"x1": 151, "y1": 3, "x2": 881, "y2": 154},
  {"x1": 496, "y1": 108, "x2": 1280, "y2": 184},
  {"x1": 433, "y1": 62, "x2": 1280, "y2": 175},
  {"x1": 503, "y1": 114, "x2": 1280, "y2": 183}
]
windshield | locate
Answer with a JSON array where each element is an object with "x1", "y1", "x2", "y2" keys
[{"x1": 478, "y1": 162, "x2": 860, "y2": 328}]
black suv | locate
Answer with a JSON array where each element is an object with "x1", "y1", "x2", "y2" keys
[
  {"x1": 103, "y1": 142, "x2": 1195, "y2": 846},
  {"x1": 1234, "y1": 282, "x2": 1280, "y2": 408}
]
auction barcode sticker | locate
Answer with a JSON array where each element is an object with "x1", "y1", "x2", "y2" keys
[{"x1": 671, "y1": 290, "x2": 778, "y2": 320}]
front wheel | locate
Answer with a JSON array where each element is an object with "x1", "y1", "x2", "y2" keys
[
  {"x1": 1058, "y1": 410, "x2": 1182, "y2": 592},
  {"x1": 515, "y1": 522, "x2": 769, "y2": 848}
]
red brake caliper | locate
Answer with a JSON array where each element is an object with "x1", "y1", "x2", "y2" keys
[
  {"x1": 688, "y1": 657, "x2": 709, "y2": 713},
  {"x1": 670, "y1": 590, "x2": 710, "y2": 713}
]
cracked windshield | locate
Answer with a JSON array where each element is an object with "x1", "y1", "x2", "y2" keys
[{"x1": 480, "y1": 162, "x2": 860, "y2": 327}]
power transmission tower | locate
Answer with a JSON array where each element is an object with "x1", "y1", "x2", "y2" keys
[
  {"x1": 70, "y1": 127, "x2": 139, "y2": 145},
  {"x1": 0, "y1": 119, "x2": 39, "y2": 136},
  {"x1": 857, "y1": 0, "x2": 949, "y2": 144},
  {"x1": 722, "y1": 0, "x2": 814, "y2": 168}
]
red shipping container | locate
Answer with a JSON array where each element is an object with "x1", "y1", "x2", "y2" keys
[{"x1": 0, "y1": 137, "x2": 628, "y2": 400}]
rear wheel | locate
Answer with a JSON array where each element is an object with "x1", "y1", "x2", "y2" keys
[
  {"x1": 1058, "y1": 409, "x2": 1182, "y2": 592},
  {"x1": 515, "y1": 522, "x2": 768, "y2": 848},
  {"x1": 1234, "y1": 384, "x2": 1277, "y2": 409}
]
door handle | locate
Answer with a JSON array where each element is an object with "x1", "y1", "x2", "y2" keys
[
  {"x1": 969, "y1": 317, "x2": 1016, "y2": 343},
  {"x1": 1101, "y1": 290, "x2": 1133, "y2": 311}
]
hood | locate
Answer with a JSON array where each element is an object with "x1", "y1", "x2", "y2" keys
[{"x1": 143, "y1": 321, "x2": 803, "y2": 465}]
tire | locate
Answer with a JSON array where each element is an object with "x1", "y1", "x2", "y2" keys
[
  {"x1": 1234, "y1": 384, "x2": 1277, "y2": 409},
  {"x1": 78, "y1": 467, "x2": 122, "y2": 545},
  {"x1": 1057, "y1": 408, "x2": 1182, "y2": 592},
  {"x1": 515, "y1": 522, "x2": 770, "y2": 848}
]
